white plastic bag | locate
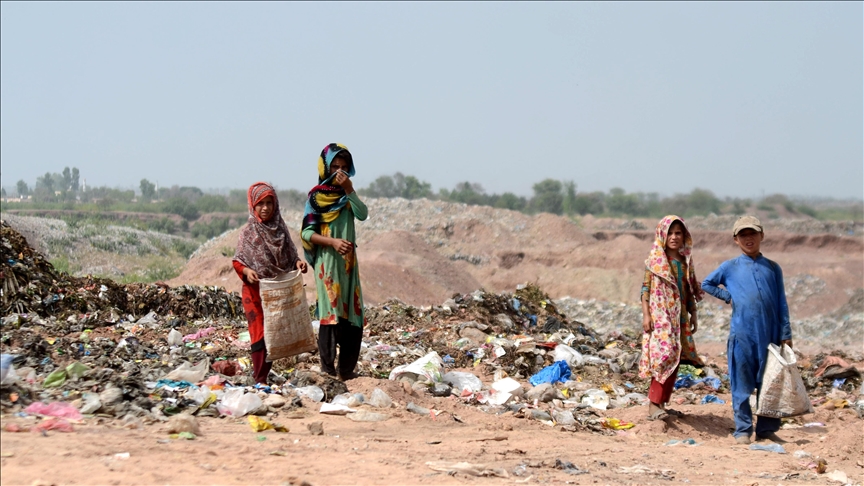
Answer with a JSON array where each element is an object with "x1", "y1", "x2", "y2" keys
[
  {"x1": 167, "y1": 329, "x2": 183, "y2": 346},
  {"x1": 553, "y1": 344, "x2": 584, "y2": 368},
  {"x1": 755, "y1": 344, "x2": 813, "y2": 418},
  {"x1": 388, "y1": 351, "x2": 444, "y2": 383},
  {"x1": 581, "y1": 389, "x2": 610, "y2": 410},
  {"x1": 1, "y1": 354, "x2": 17, "y2": 386},
  {"x1": 259, "y1": 271, "x2": 317, "y2": 361},
  {"x1": 217, "y1": 388, "x2": 263, "y2": 416},
  {"x1": 443, "y1": 372, "x2": 483, "y2": 392},
  {"x1": 163, "y1": 357, "x2": 210, "y2": 383},
  {"x1": 367, "y1": 389, "x2": 393, "y2": 408}
]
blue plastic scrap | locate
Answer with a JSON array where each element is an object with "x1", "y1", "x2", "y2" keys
[
  {"x1": 832, "y1": 378, "x2": 846, "y2": 388},
  {"x1": 749, "y1": 443, "x2": 786, "y2": 454},
  {"x1": 700, "y1": 394, "x2": 726, "y2": 404},
  {"x1": 674, "y1": 374, "x2": 721, "y2": 390},
  {"x1": 529, "y1": 360, "x2": 572, "y2": 386},
  {"x1": 511, "y1": 298, "x2": 521, "y2": 311},
  {"x1": 155, "y1": 379, "x2": 194, "y2": 389}
]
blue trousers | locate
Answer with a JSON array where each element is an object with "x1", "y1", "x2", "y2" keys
[{"x1": 728, "y1": 337, "x2": 781, "y2": 438}]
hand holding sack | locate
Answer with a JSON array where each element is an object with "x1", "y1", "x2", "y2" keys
[{"x1": 259, "y1": 271, "x2": 317, "y2": 361}]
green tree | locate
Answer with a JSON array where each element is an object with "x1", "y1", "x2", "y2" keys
[
  {"x1": 195, "y1": 194, "x2": 229, "y2": 213},
  {"x1": 684, "y1": 188, "x2": 722, "y2": 216},
  {"x1": 531, "y1": 179, "x2": 564, "y2": 215},
  {"x1": 71, "y1": 168, "x2": 80, "y2": 192},
  {"x1": 494, "y1": 192, "x2": 528, "y2": 211},
  {"x1": 140, "y1": 179, "x2": 156, "y2": 202},
  {"x1": 571, "y1": 192, "x2": 605, "y2": 215},
  {"x1": 37, "y1": 172, "x2": 54, "y2": 193},
  {"x1": 401, "y1": 175, "x2": 433, "y2": 199},
  {"x1": 562, "y1": 181, "x2": 577, "y2": 215},
  {"x1": 62, "y1": 167, "x2": 72, "y2": 191},
  {"x1": 163, "y1": 197, "x2": 200, "y2": 220},
  {"x1": 444, "y1": 182, "x2": 488, "y2": 206},
  {"x1": 363, "y1": 175, "x2": 397, "y2": 198},
  {"x1": 16, "y1": 180, "x2": 29, "y2": 196},
  {"x1": 606, "y1": 187, "x2": 641, "y2": 215}
]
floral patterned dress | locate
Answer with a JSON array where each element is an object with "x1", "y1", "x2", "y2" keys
[
  {"x1": 638, "y1": 216, "x2": 704, "y2": 384},
  {"x1": 301, "y1": 192, "x2": 367, "y2": 328}
]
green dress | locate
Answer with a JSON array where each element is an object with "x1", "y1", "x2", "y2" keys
[{"x1": 301, "y1": 192, "x2": 367, "y2": 328}]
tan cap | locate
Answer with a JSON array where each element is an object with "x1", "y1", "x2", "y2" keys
[{"x1": 733, "y1": 215, "x2": 763, "y2": 236}]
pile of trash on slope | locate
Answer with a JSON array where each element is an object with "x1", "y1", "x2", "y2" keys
[{"x1": 1, "y1": 220, "x2": 861, "y2": 440}]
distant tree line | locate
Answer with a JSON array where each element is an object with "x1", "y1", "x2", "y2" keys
[
  {"x1": 357, "y1": 172, "x2": 828, "y2": 219},
  {"x1": 4, "y1": 169, "x2": 859, "y2": 230}
]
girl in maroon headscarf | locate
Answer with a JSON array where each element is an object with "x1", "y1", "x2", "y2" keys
[{"x1": 233, "y1": 182, "x2": 307, "y2": 384}]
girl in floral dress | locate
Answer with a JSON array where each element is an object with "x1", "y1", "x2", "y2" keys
[{"x1": 638, "y1": 216, "x2": 704, "y2": 420}]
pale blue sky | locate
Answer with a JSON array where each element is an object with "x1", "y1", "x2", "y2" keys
[{"x1": 1, "y1": 2, "x2": 861, "y2": 199}]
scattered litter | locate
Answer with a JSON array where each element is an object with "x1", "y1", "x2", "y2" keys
[{"x1": 749, "y1": 443, "x2": 786, "y2": 454}]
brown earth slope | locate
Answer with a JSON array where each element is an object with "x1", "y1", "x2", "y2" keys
[{"x1": 170, "y1": 199, "x2": 863, "y2": 319}]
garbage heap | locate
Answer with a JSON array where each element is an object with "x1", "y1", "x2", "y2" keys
[
  {"x1": 1, "y1": 220, "x2": 241, "y2": 320},
  {"x1": 1, "y1": 220, "x2": 861, "y2": 436}
]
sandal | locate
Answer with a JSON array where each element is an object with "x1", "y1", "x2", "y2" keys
[
  {"x1": 665, "y1": 408, "x2": 686, "y2": 417},
  {"x1": 647, "y1": 409, "x2": 669, "y2": 421}
]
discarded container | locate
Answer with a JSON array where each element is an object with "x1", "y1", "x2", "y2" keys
[{"x1": 258, "y1": 271, "x2": 317, "y2": 360}]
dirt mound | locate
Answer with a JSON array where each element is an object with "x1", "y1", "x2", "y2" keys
[{"x1": 167, "y1": 199, "x2": 863, "y2": 319}]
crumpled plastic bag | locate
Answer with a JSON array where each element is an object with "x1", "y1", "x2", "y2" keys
[
  {"x1": 25, "y1": 401, "x2": 83, "y2": 420},
  {"x1": 216, "y1": 388, "x2": 262, "y2": 417},
  {"x1": 443, "y1": 372, "x2": 483, "y2": 393},
  {"x1": 1, "y1": 354, "x2": 17, "y2": 386},
  {"x1": 163, "y1": 358, "x2": 210, "y2": 383},
  {"x1": 32, "y1": 417, "x2": 75, "y2": 433},
  {"x1": 389, "y1": 351, "x2": 444, "y2": 383},
  {"x1": 248, "y1": 415, "x2": 288, "y2": 432},
  {"x1": 553, "y1": 344, "x2": 584, "y2": 367},
  {"x1": 212, "y1": 360, "x2": 240, "y2": 376},
  {"x1": 42, "y1": 362, "x2": 90, "y2": 388},
  {"x1": 601, "y1": 417, "x2": 635, "y2": 430},
  {"x1": 529, "y1": 360, "x2": 571, "y2": 386}
]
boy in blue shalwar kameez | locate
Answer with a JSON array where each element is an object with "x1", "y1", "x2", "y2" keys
[{"x1": 701, "y1": 215, "x2": 793, "y2": 445}]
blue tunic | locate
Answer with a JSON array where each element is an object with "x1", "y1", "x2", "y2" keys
[{"x1": 702, "y1": 253, "x2": 791, "y2": 438}]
